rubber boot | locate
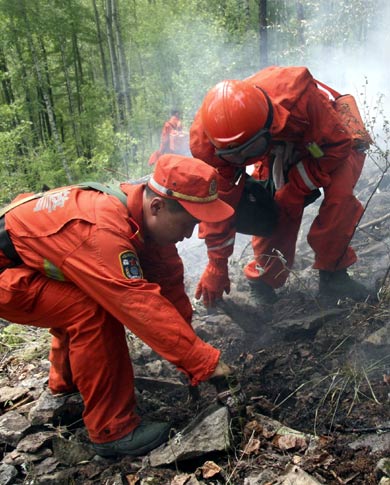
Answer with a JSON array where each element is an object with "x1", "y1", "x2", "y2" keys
[
  {"x1": 248, "y1": 279, "x2": 277, "y2": 305},
  {"x1": 318, "y1": 269, "x2": 369, "y2": 301},
  {"x1": 92, "y1": 421, "x2": 171, "y2": 457}
]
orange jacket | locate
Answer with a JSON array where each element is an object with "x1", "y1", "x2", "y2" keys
[
  {"x1": 190, "y1": 66, "x2": 353, "y2": 261},
  {"x1": 5, "y1": 184, "x2": 219, "y2": 385},
  {"x1": 160, "y1": 115, "x2": 183, "y2": 153}
]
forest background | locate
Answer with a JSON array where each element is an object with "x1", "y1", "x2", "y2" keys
[{"x1": 0, "y1": 0, "x2": 389, "y2": 205}]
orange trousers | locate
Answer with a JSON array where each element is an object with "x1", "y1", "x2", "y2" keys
[
  {"x1": 244, "y1": 150, "x2": 366, "y2": 287},
  {"x1": 0, "y1": 266, "x2": 140, "y2": 443}
]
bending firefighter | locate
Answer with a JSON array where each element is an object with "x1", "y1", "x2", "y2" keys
[
  {"x1": 0, "y1": 154, "x2": 242, "y2": 457},
  {"x1": 190, "y1": 66, "x2": 371, "y2": 307}
]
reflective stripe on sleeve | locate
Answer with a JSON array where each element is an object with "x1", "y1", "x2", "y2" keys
[
  {"x1": 208, "y1": 236, "x2": 235, "y2": 252},
  {"x1": 296, "y1": 162, "x2": 317, "y2": 191}
]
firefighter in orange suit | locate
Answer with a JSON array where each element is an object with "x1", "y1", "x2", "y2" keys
[
  {"x1": 148, "y1": 109, "x2": 183, "y2": 165},
  {"x1": 190, "y1": 66, "x2": 370, "y2": 307},
  {"x1": 160, "y1": 109, "x2": 183, "y2": 152},
  {"x1": 0, "y1": 154, "x2": 237, "y2": 457}
]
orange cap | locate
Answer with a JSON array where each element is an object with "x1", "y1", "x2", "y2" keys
[
  {"x1": 148, "y1": 154, "x2": 234, "y2": 223},
  {"x1": 201, "y1": 80, "x2": 270, "y2": 148}
]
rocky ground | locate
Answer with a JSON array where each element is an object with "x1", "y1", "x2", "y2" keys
[{"x1": 0, "y1": 159, "x2": 390, "y2": 484}]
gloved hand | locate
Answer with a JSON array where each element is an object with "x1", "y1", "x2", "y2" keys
[
  {"x1": 209, "y1": 371, "x2": 246, "y2": 417},
  {"x1": 195, "y1": 260, "x2": 230, "y2": 307}
]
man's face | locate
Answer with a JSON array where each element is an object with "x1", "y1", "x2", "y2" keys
[{"x1": 146, "y1": 197, "x2": 199, "y2": 246}]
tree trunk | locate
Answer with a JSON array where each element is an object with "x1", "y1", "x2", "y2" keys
[
  {"x1": 0, "y1": 48, "x2": 15, "y2": 105},
  {"x1": 20, "y1": 0, "x2": 72, "y2": 182},
  {"x1": 105, "y1": 0, "x2": 124, "y2": 128},
  {"x1": 10, "y1": 19, "x2": 39, "y2": 145},
  {"x1": 258, "y1": 0, "x2": 268, "y2": 68},
  {"x1": 92, "y1": 0, "x2": 110, "y2": 93},
  {"x1": 112, "y1": 0, "x2": 132, "y2": 118},
  {"x1": 58, "y1": 35, "x2": 83, "y2": 157}
]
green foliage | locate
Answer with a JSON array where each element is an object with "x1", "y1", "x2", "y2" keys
[
  {"x1": 0, "y1": 323, "x2": 29, "y2": 351},
  {"x1": 0, "y1": 323, "x2": 50, "y2": 361},
  {"x1": 0, "y1": 0, "x2": 386, "y2": 198}
]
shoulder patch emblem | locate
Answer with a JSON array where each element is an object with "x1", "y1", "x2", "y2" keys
[{"x1": 120, "y1": 251, "x2": 143, "y2": 279}]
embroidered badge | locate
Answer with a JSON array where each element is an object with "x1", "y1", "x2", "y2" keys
[
  {"x1": 120, "y1": 251, "x2": 143, "y2": 279},
  {"x1": 209, "y1": 179, "x2": 217, "y2": 196}
]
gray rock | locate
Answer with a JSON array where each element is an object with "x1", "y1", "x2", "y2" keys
[
  {"x1": 0, "y1": 385, "x2": 29, "y2": 405},
  {"x1": 27, "y1": 468, "x2": 76, "y2": 485},
  {"x1": 16, "y1": 430, "x2": 56, "y2": 453},
  {"x1": 3, "y1": 447, "x2": 52, "y2": 465},
  {"x1": 52, "y1": 435, "x2": 96, "y2": 465},
  {"x1": 273, "y1": 465, "x2": 322, "y2": 484},
  {"x1": 148, "y1": 404, "x2": 231, "y2": 466},
  {"x1": 31, "y1": 456, "x2": 60, "y2": 476},
  {"x1": 0, "y1": 411, "x2": 30, "y2": 447},
  {"x1": 244, "y1": 469, "x2": 279, "y2": 484},
  {"x1": 349, "y1": 431, "x2": 390, "y2": 454},
  {"x1": 28, "y1": 390, "x2": 83, "y2": 426},
  {"x1": 0, "y1": 463, "x2": 18, "y2": 485},
  {"x1": 364, "y1": 322, "x2": 390, "y2": 346},
  {"x1": 99, "y1": 472, "x2": 125, "y2": 484},
  {"x1": 376, "y1": 457, "x2": 390, "y2": 478}
]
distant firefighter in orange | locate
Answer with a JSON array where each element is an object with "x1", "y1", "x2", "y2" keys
[{"x1": 149, "y1": 109, "x2": 190, "y2": 165}]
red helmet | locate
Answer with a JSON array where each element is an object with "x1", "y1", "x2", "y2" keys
[{"x1": 201, "y1": 80, "x2": 271, "y2": 149}]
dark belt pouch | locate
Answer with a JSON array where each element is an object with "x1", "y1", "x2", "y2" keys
[{"x1": 235, "y1": 176, "x2": 279, "y2": 237}]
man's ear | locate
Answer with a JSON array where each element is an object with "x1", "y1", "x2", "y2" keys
[{"x1": 150, "y1": 196, "x2": 166, "y2": 216}]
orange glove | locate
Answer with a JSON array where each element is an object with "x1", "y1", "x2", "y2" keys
[{"x1": 195, "y1": 260, "x2": 230, "y2": 307}]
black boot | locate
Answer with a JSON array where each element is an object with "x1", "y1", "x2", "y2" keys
[
  {"x1": 248, "y1": 280, "x2": 277, "y2": 305},
  {"x1": 92, "y1": 421, "x2": 171, "y2": 457},
  {"x1": 318, "y1": 269, "x2": 369, "y2": 301}
]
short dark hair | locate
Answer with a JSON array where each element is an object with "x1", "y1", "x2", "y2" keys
[
  {"x1": 144, "y1": 184, "x2": 186, "y2": 213},
  {"x1": 171, "y1": 109, "x2": 180, "y2": 117}
]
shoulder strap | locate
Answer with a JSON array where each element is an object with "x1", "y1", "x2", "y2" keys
[
  {"x1": 0, "y1": 192, "x2": 46, "y2": 218},
  {"x1": 78, "y1": 181, "x2": 128, "y2": 207},
  {"x1": 314, "y1": 79, "x2": 341, "y2": 99}
]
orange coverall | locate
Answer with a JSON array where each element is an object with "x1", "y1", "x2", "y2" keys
[
  {"x1": 0, "y1": 184, "x2": 220, "y2": 443},
  {"x1": 190, "y1": 66, "x2": 366, "y2": 288},
  {"x1": 160, "y1": 115, "x2": 183, "y2": 153},
  {"x1": 148, "y1": 115, "x2": 184, "y2": 165}
]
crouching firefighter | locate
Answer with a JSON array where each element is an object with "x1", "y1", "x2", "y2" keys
[
  {"x1": 0, "y1": 154, "x2": 245, "y2": 457},
  {"x1": 190, "y1": 65, "x2": 372, "y2": 307}
]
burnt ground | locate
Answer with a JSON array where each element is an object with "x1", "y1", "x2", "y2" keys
[{"x1": 1, "y1": 164, "x2": 390, "y2": 484}]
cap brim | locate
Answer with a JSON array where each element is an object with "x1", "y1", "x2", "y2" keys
[{"x1": 178, "y1": 198, "x2": 234, "y2": 223}]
